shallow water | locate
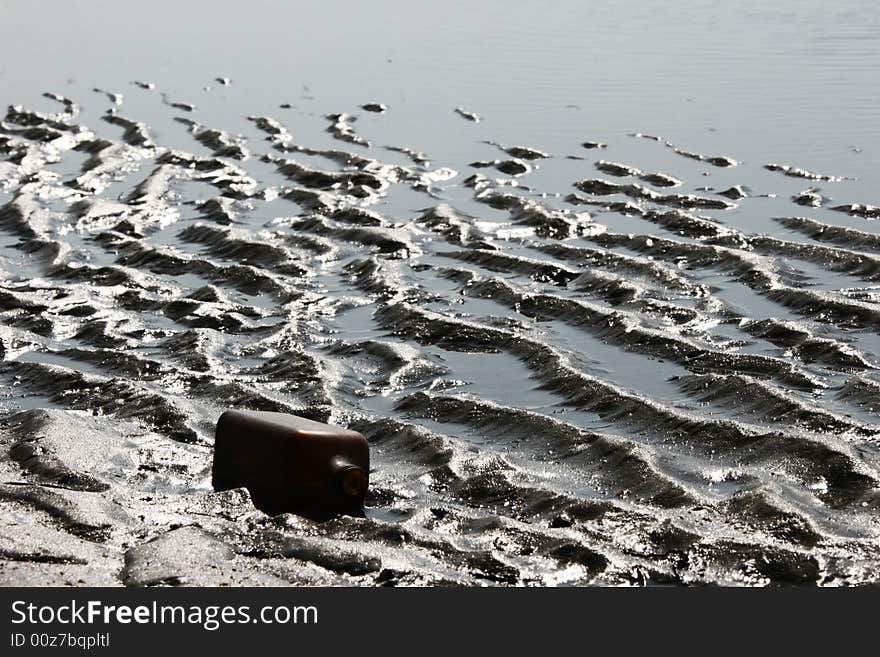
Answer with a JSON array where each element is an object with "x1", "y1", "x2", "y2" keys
[{"x1": 0, "y1": 0, "x2": 879, "y2": 586}]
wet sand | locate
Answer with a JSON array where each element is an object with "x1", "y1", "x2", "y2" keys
[{"x1": 1, "y1": 1, "x2": 879, "y2": 586}]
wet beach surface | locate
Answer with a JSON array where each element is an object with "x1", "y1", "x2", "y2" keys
[{"x1": 0, "y1": 1, "x2": 879, "y2": 585}]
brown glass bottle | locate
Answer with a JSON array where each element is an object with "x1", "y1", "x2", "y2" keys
[{"x1": 212, "y1": 409, "x2": 369, "y2": 521}]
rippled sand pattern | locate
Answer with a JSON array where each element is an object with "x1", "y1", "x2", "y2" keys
[{"x1": 1, "y1": 89, "x2": 879, "y2": 586}]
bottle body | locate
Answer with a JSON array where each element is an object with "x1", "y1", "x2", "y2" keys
[{"x1": 212, "y1": 409, "x2": 369, "y2": 520}]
